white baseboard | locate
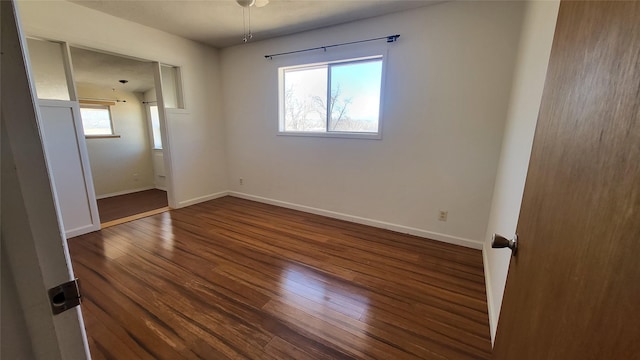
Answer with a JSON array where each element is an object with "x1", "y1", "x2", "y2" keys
[
  {"x1": 66, "y1": 223, "x2": 101, "y2": 239},
  {"x1": 95, "y1": 186, "x2": 156, "y2": 200},
  {"x1": 228, "y1": 191, "x2": 483, "y2": 250},
  {"x1": 177, "y1": 191, "x2": 229, "y2": 208},
  {"x1": 483, "y1": 243, "x2": 498, "y2": 345}
]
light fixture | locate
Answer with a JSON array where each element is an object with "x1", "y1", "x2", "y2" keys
[{"x1": 236, "y1": 0, "x2": 269, "y2": 43}]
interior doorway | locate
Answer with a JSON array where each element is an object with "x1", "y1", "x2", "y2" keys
[
  {"x1": 68, "y1": 46, "x2": 170, "y2": 226},
  {"x1": 24, "y1": 37, "x2": 181, "y2": 235}
]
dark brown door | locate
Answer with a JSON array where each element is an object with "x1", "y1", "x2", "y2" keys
[{"x1": 493, "y1": 1, "x2": 640, "y2": 359}]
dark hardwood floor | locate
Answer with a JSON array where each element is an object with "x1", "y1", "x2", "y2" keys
[
  {"x1": 97, "y1": 189, "x2": 168, "y2": 223},
  {"x1": 69, "y1": 196, "x2": 491, "y2": 359}
]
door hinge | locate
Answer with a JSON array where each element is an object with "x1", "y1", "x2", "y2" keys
[{"x1": 48, "y1": 278, "x2": 82, "y2": 315}]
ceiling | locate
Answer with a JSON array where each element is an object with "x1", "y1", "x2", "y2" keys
[
  {"x1": 68, "y1": 1, "x2": 440, "y2": 92},
  {"x1": 69, "y1": 0, "x2": 441, "y2": 48},
  {"x1": 70, "y1": 47, "x2": 156, "y2": 93}
]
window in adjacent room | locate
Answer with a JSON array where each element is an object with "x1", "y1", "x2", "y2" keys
[
  {"x1": 79, "y1": 104, "x2": 115, "y2": 136},
  {"x1": 279, "y1": 56, "x2": 384, "y2": 139},
  {"x1": 148, "y1": 105, "x2": 163, "y2": 149}
]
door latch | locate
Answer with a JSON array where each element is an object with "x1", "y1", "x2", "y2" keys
[{"x1": 48, "y1": 279, "x2": 82, "y2": 315}]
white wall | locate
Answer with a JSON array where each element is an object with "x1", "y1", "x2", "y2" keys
[
  {"x1": 77, "y1": 83, "x2": 155, "y2": 197},
  {"x1": 221, "y1": 1, "x2": 525, "y2": 247},
  {"x1": 482, "y1": 0, "x2": 560, "y2": 343},
  {"x1": 17, "y1": 0, "x2": 228, "y2": 208}
]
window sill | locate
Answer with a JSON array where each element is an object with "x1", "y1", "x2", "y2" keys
[
  {"x1": 277, "y1": 131, "x2": 382, "y2": 140},
  {"x1": 85, "y1": 134, "x2": 121, "y2": 139}
]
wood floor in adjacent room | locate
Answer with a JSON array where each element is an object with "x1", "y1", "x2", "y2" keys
[
  {"x1": 97, "y1": 189, "x2": 169, "y2": 224},
  {"x1": 68, "y1": 196, "x2": 492, "y2": 359}
]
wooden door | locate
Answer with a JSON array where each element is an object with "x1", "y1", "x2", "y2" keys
[{"x1": 493, "y1": 1, "x2": 640, "y2": 358}]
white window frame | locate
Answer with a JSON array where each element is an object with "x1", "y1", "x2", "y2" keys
[{"x1": 277, "y1": 54, "x2": 386, "y2": 140}]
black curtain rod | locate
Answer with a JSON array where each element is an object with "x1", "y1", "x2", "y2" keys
[
  {"x1": 264, "y1": 34, "x2": 400, "y2": 60},
  {"x1": 79, "y1": 97, "x2": 126, "y2": 103},
  {"x1": 142, "y1": 101, "x2": 157, "y2": 104}
]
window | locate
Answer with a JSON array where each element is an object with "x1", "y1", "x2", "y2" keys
[
  {"x1": 79, "y1": 105, "x2": 114, "y2": 136},
  {"x1": 148, "y1": 105, "x2": 163, "y2": 149},
  {"x1": 161, "y1": 65, "x2": 184, "y2": 109},
  {"x1": 279, "y1": 56, "x2": 383, "y2": 138}
]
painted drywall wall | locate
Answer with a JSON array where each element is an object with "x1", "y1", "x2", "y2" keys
[
  {"x1": 483, "y1": 0, "x2": 560, "y2": 343},
  {"x1": 17, "y1": 0, "x2": 228, "y2": 207},
  {"x1": 77, "y1": 83, "x2": 155, "y2": 197},
  {"x1": 221, "y1": 1, "x2": 525, "y2": 246}
]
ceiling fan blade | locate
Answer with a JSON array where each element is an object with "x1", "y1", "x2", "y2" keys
[{"x1": 255, "y1": 0, "x2": 269, "y2": 8}]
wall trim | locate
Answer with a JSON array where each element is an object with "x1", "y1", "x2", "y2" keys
[
  {"x1": 95, "y1": 186, "x2": 156, "y2": 199},
  {"x1": 228, "y1": 191, "x2": 483, "y2": 249},
  {"x1": 177, "y1": 191, "x2": 229, "y2": 208},
  {"x1": 66, "y1": 223, "x2": 101, "y2": 239},
  {"x1": 483, "y1": 243, "x2": 498, "y2": 345}
]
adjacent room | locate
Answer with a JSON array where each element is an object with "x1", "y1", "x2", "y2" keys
[
  {"x1": 70, "y1": 47, "x2": 169, "y2": 225},
  {"x1": 3, "y1": 0, "x2": 570, "y2": 358}
]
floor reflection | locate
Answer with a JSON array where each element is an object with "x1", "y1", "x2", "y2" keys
[
  {"x1": 280, "y1": 265, "x2": 370, "y2": 320},
  {"x1": 101, "y1": 212, "x2": 175, "y2": 259}
]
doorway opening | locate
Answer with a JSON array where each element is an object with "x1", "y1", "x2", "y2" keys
[
  {"x1": 69, "y1": 46, "x2": 170, "y2": 226},
  {"x1": 25, "y1": 37, "x2": 182, "y2": 235}
]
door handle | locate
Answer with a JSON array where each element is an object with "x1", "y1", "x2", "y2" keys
[{"x1": 492, "y1": 233, "x2": 518, "y2": 256}]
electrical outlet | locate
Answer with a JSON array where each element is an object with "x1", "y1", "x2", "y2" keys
[
  {"x1": 239, "y1": 178, "x2": 244, "y2": 185},
  {"x1": 438, "y1": 210, "x2": 448, "y2": 222},
  {"x1": 133, "y1": 173, "x2": 139, "y2": 181}
]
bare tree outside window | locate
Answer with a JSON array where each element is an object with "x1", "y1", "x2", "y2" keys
[
  {"x1": 311, "y1": 84, "x2": 353, "y2": 131},
  {"x1": 284, "y1": 85, "x2": 311, "y2": 131}
]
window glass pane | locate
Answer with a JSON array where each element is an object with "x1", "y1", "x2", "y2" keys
[
  {"x1": 283, "y1": 66, "x2": 327, "y2": 132},
  {"x1": 279, "y1": 56, "x2": 383, "y2": 138},
  {"x1": 161, "y1": 65, "x2": 184, "y2": 109},
  {"x1": 329, "y1": 60, "x2": 382, "y2": 133},
  {"x1": 149, "y1": 105, "x2": 163, "y2": 149},
  {"x1": 26, "y1": 38, "x2": 70, "y2": 101},
  {"x1": 80, "y1": 106, "x2": 113, "y2": 135}
]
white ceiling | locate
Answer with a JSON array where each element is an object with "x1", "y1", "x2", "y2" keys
[
  {"x1": 69, "y1": 0, "x2": 441, "y2": 48},
  {"x1": 68, "y1": 0, "x2": 441, "y2": 92},
  {"x1": 70, "y1": 47, "x2": 156, "y2": 93}
]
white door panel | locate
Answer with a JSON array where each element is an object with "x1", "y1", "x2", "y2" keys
[
  {"x1": 39, "y1": 101, "x2": 100, "y2": 237},
  {"x1": 1, "y1": 0, "x2": 90, "y2": 358}
]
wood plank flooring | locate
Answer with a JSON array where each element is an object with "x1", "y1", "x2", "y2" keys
[
  {"x1": 68, "y1": 196, "x2": 491, "y2": 359},
  {"x1": 97, "y1": 189, "x2": 168, "y2": 223}
]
